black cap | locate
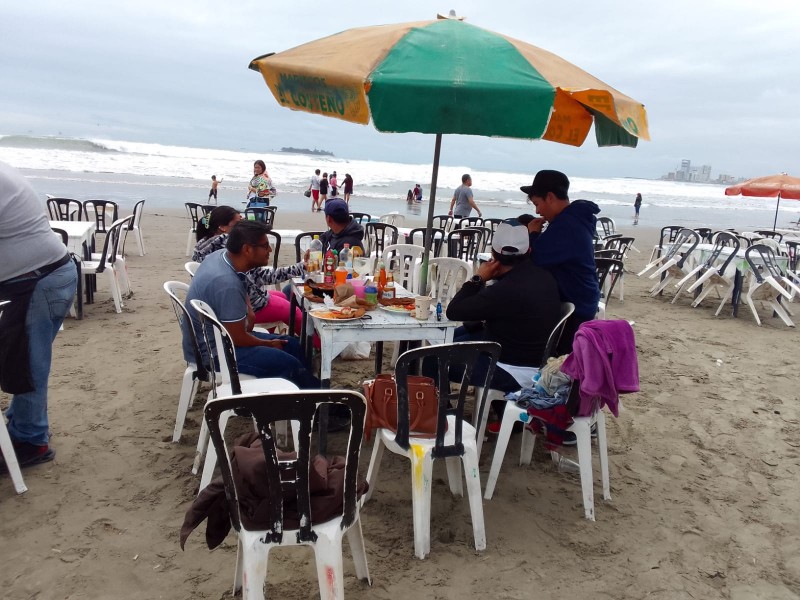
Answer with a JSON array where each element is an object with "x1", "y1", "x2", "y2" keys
[{"x1": 520, "y1": 170, "x2": 570, "y2": 200}]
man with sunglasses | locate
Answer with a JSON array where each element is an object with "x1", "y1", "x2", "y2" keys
[
  {"x1": 520, "y1": 170, "x2": 600, "y2": 354},
  {"x1": 183, "y1": 220, "x2": 318, "y2": 388}
]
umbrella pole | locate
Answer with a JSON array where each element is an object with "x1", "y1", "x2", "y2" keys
[
  {"x1": 773, "y1": 193, "x2": 781, "y2": 230},
  {"x1": 420, "y1": 133, "x2": 442, "y2": 296}
]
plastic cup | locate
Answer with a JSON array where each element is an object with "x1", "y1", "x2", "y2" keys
[
  {"x1": 414, "y1": 296, "x2": 432, "y2": 320},
  {"x1": 351, "y1": 279, "x2": 366, "y2": 299}
]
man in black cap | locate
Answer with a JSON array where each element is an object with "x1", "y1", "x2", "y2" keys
[
  {"x1": 318, "y1": 198, "x2": 365, "y2": 254},
  {"x1": 520, "y1": 169, "x2": 600, "y2": 354}
]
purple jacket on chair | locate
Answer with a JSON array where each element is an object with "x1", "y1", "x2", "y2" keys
[{"x1": 560, "y1": 320, "x2": 639, "y2": 417}]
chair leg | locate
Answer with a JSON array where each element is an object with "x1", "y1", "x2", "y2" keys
[
  {"x1": 745, "y1": 293, "x2": 763, "y2": 326},
  {"x1": 240, "y1": 533, "x2": 269, "y2": 600},
  {"x1": 135, "y1": 227, "x2": 146, "y2": 256},
  {"x1": 519, "y1": 427, "x2": 536, "y2": 466},
  {"x1": 172, "y1": 368, "x2": 196, "y2": 442},
  {"x1": 362, "y1": 436, "x2": 385, "y2": 504},
  {"x1": 409, "y1": 446, "x2": 433, "y2": 559},
  {"x1": 199, "y1": 409, "x2": 231, "y2": 491},
  {"x1": 344, "y1": 517, "x2": 371, "y2": 583},
  {"x1": 313, "y1": 530, "x2": 346, "y2": 600},
  {"x1": 445, "y1": 456, "x2": 463, "y2": 497},
  {"x1": 571, "y1": 419, "x2": 596, "y2": 521},
  {"x1": 233, "y1": 537, "x2": 244, "y2": 594},
  {"x1": 483, "y1": 403, "x2": 522, "y2": 500},
  {"x1": 106, "y1": 269, "x2": 123, "y2": 313},
  {"x1": 192, "y1": 418, "x2": 209, "y2": 475},
  {"x1": 186, "y1": 230, "x2": 194, "y2": 257},
  {"x1": 462, "y1": 445, "x2": 486, "y2": 552},
  {"x1": 596, "y1": 412, "x2": 611, "y2": 501},
  {"x1": 0, "y1": 418, "x2": 27, "y2": 494},
  {"x1": 770, "y1": 299, "x2": 795, "y2": 327}
]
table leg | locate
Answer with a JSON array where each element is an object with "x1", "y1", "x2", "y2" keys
[
  {"x1": 374, "y1": 341, "x2": 384, "y2": 375},
  {"x1": 731, "y1": 270, "x2": 743, "y2": 317}
]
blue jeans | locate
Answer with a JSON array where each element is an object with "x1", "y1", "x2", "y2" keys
[
  {"x1": 6, "y1": 261, "x2": 78, "y2": 445},
  {"x1": 235, "y1": 332, "x2": 319, "y2": 389}
]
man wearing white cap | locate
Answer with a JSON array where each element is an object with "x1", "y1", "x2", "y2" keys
[{"x1": 441, "y1": 218, "x2": 561, "y2": 393}]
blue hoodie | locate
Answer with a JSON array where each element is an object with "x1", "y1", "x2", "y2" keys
[{"x1": 528, "y1": 200, "x2": 601, "y2": 318}]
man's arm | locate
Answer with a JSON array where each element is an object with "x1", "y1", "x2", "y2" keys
[
  {"x1": 469, "y1": 194, "x2": 482, "y2": 217},
  {"x1": 448, "y1": 193, "x2": 457, "y2": 214},
  {"x1": 445, "y1": 260, "x2": 505, "y2": 321},
  {"x1": 223, "y1": 318, "x2": 287, "y2": 349}
]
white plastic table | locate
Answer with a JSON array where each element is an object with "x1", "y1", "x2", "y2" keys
[
  {"x1": 291, "y1": 278, "x2": 458, "y2": 386},
  {"x1": 49, "y1": 220, "x2": 96, "y2": 258}
]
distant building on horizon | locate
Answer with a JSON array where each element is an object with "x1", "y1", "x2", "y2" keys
[{"x1": 661, "y1": 159, "x2": 744, "y2": 184}]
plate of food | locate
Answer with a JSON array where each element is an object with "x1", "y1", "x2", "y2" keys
[
  {"x1": 309, "y1": 307, "x2": 366, "y2": 321},
  {"x1": 378, "y1": 303, "x2": 417, "y2": 315}
]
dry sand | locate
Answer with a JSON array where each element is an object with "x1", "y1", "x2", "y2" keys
[{"x1": 1, "y1": 207, "x2": 798, "y2": 600}]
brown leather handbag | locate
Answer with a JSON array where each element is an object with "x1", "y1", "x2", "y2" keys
[{"x1": 363, "y1": 374, "x2": 439, "y2": 439}]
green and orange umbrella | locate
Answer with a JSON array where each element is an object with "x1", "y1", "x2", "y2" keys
[{"x1": 249, "y1": 17, "x2": 650, "y2": 289}]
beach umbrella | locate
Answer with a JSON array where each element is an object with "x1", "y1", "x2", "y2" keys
[
  {"x1": 249, "y1": 17, "x2": 650, "y2": 291},
  {"x1": 725, "y1": 173, "x2": 800, "y2": 230}
]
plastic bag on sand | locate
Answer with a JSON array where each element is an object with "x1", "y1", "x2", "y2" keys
[{"x1": 340, "y1": 342, "x2": 371, "y2": 361}]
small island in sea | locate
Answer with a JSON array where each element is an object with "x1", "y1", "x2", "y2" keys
[{"x1": 280, "y1": 147, "x2": 334, "y2": 157}]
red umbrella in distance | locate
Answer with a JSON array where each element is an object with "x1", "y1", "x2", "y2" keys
[{"x1": 725, "y1": 173, "x2": 800, "y2": 230}]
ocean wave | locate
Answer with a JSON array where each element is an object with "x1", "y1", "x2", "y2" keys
[{"x1": 0, "y1": 134, "x2": 117, "y2": 153}]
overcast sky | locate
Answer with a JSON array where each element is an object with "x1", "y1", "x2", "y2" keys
[{"x1": 2, "y1": 0, "x2": 798, "y2": 179}]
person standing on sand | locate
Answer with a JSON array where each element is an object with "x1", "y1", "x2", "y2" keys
[
  {"x1": 246, "y1": 160, "x2": 274, "y2": 208},
  {"x1": 0, "y1": 161, "x2": 79, "y2": 471},
  {"x1": 329, "y1": 171, "x2": 338, "y2": 197},
  {"x1": 634, "y1": 193, "x2": 642, "y2": 219},
  {"x1": 342, "y1": 173, "x2": 354, "y2": 205},
  {"x1": 449, "y1": 173, "x2": 482, "y2": 219},
  {"x1": 208, "y1": 175, "x2": 223, "y2": 204},
  {"x1": 309, "y1": 169, "x2": 321, "y2": 212},
  {"x1": 319, "y1": 172, "x2": 329, "y2": 210}
]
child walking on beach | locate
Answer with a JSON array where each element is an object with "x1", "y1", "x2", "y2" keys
[{"x1": 208, "y1": 175, "x2": 222, "y2": 204}]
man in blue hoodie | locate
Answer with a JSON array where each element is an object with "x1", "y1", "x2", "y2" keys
[{"x1": 520, "y1": 170, "x2": 600, "y2": 354}]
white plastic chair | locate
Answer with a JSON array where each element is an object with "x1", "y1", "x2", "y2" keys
[
  {"x1": 378, "y1": 212, "x2": 405, "y2": 227},
  {"x1": 128, "y1": 199, "x2": 146, "y2": 256},
  {"x1": 0, "y1": 301, "x2": 27, "y2": 494},
  {"x1": 189, "y1": 299, "x2": 299, "y2": 490},
  {"x1": 203, "y1": 389, "x2": 371, "y2": 600},
  {"x1": 418, "y1": 257, "x2": 472, "y2": 304},
  {"x1": 519, "y1": 386, "x2": 611, "y2": 521},
  {"x1": 473, "y1": 302, "x2": 574, "y2": 459},
  {"x1": 380, "y1": 243, "x2": 431, "y2": 297},
  {"x1": 742, "y1": 244, "x2": 800, "y2": 326},
  {"x1": 362, "y1": 341, "x2": 501, "y2": 559},
  {"x1": 81, "y1": 216, "x2": 133, "y2": 313},
  {"x1": 486, "y1": 319, "x2": 637, "y2": 521},
  {"x1": 184, "y1": 261, "x2": 200, "y2": 278}
]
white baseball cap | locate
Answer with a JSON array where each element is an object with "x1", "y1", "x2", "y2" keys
[{"x1": 492, "y1": 219, "x2": 530, "y2": 256}]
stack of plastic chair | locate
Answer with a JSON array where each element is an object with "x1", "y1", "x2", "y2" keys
[
  {"x1": 742, "y1": 244, "x2": 800, "y2": 326},
  {"x1": 202, "y1": 389, "x2": 371, "y2": 599},
  {"x1": 671, "y1": 231, "x2": 740, "y2": 309},
  {"x1": 362, "y1": 341, "x2": 501, "y2": 559},
  {"x1": 638, "y1": 228, "x2": 701, "y2": 297}
]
